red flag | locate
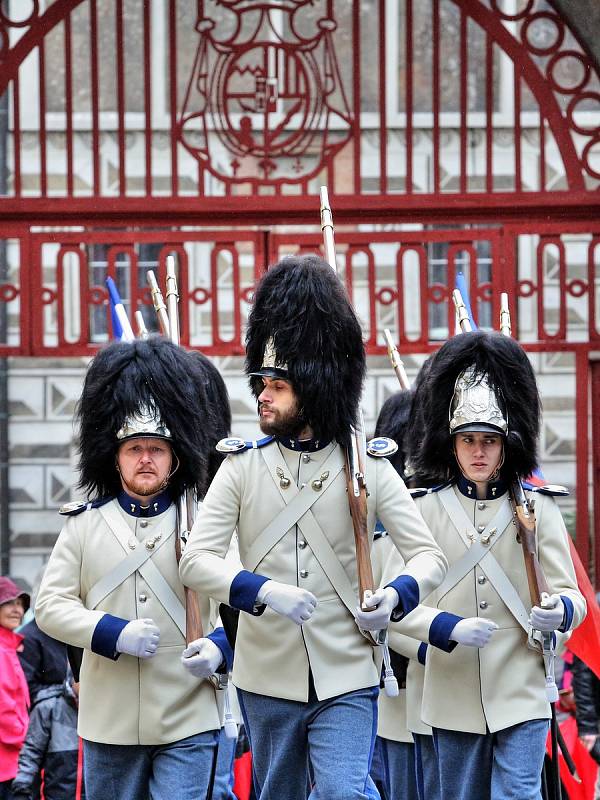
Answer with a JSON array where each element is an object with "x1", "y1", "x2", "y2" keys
[
  {"x1": 566, "y1": 538, "x2": 600, "y2": 680},
  {"x1": 546, "y1": 715, "x2": 598, "y2": 800}
]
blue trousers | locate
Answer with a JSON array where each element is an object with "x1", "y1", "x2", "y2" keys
[
  {"x1": 376, "y1": 737, "x2": 418, "y2": 800},
  {"x1": 212, "y1": 728, "x2": 237, "y2": 800},
  {"x1": 238, "y1": 684, "x2": 381, "y2": 800},
  {"x1": 432, "y1": 719, "x2": 549, "y2": 800},
  {"x1": 413, "y1": 733, "x2": 440, "y2": 800},
  {"x1": 83, "y1": 730, "x2": 219, "y2": 800}
]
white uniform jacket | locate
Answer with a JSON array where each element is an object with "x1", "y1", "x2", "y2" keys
[
  {"x1": 396, "y1": 476, "x2": 586, "y2": 735},
  {"x1": 36, "y1": 492, "x2": 228, "y2": 745},
  {"x1": 179, "y1": 437, "x2": 448, "y2": 702}
]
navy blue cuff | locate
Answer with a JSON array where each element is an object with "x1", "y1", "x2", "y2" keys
[
  {"x1": 417, "y1": 642, "x2": 428, "y2": 665},
  {"x1": 559, "y1": 596, "x2": 574, "y2": 632},
  {"x1": 206, "y1": 627, "x2": 234, "y2": 673},
  {"x1": 385, "y1": 575, "x2": 420, "y2": 621},
  {"x1": 429, "y1": 612, "x2": 462, "y2": 652},
  {"x1": 91, "y1": 614, "x2": 129, "y2": 660},
  {"x1": 229, "y1": 570, "x2": 269, "y2": 615}
]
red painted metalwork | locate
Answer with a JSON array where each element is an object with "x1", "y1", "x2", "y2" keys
[{"x1": 592, "y1": 360, "x2": 600, "y2": 584}]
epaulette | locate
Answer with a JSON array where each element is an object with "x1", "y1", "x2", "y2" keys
[
  {"x1": 373, "y1": 520, "x2": 388, "y2": 540},
  {"x1": 409, "y1": 481, "x2": 452, "y2": 499},
  {"x1": 366, "y1": 437, "x2": 398, "y2": 458},
  {"x1": 216, "y1": 435, "x2": 275, "y2": 454},
  {"x1": 523, "y1": 482, "x2": 569, "y2": 497},
  {"x1": 58, "y1": 496, "x2": 113, "y2": 516}
]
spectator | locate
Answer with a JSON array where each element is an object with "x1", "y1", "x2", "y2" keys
[
  {"x1": 18, "y1": 619, "x2": 67, "y2": 707},
  {"x1": 0, "y1": 576, "x2": 30, "y2": 800},
  {"x1": 11, "y1": 671, "x2": 84, "y2": 800}
]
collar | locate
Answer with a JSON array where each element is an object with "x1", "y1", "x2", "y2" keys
[
  {"x1": 0, "y1": 625, "x2": 24, "y2": 649},
  {"x1": 276, "y1": 436, "x2": 331, "y2": 453},
  {"x1": 117, "y1": 489, "x2": 172, "y2": 517},
  {"x1": 456, "y1": 474, "x2": 508, "y2": 500}
]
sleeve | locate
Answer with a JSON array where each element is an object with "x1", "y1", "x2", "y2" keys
[
  {"x1": 35, "y1": 517, "x2": 129, "y2": 658},
  {"x1": 180, "y1": 457, "x2": 268, "y2": 614},
  {"x1": 536, "y1": 494, "x2": 586, "y2": 632},
  {"x1": 375, "y1": 459, "x2": 448, "y2": 619},
  {"x1": 18, "y1": 631, "x2": 43, "y2": 704},
  {"x1": 572, "y1": 655, "x2": 600, "y2": 735},
  {"x1": 0, "y1": 653, "x2": 29, "y2": 746},
  {"x1": 11, "y1": 702, "x2": 51, "y2": 792}
]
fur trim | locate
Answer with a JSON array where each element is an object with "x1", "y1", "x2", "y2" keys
[
  {"x1": 245, "y1": 255, "x2": 365, "y2": 447},
  {"x1": 406, "y1": 332, "x2": 540, "y2": 482},
  {"x1": 77, "y1": 337, "x2": 230, "y2": 500}
]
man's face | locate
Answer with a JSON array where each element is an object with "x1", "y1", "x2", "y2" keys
[
  {"x1": 116, "y1": 437, "x2": 173, "y2": 499},
  {"x1": 257, "y1": 377, "x2": 304, "y2": 438}
]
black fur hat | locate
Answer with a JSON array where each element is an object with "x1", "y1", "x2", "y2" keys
[
  {"x1": 407, "y1": 331, "x2": 540, "y2": 482},
  {"x1": 374, "y1": 390, "x2": 413, "y2": 477},
  {"x1": 77, "y1": 337, "x2": 230, "y2": 501},
  {"x1": 245, "y1": 254, "x2": 365, "y2": 447}
]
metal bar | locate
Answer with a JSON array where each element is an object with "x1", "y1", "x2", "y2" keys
[
  {"x1": 378, "y1": 3, "x2": 387, "y2": 194},
  {"x1": 514, "y1": 66, "x2": 522, "y2": 193},
  {"x1": 13, "y1": 74, "x2": 20, "y2": 197},
  {"x1": 591, "y1": 358, "x2": 600, "y2": 585},
  {"x1": 405, "y1": 0, "x2": 413, "y2": 194},
  {"x1": 90, "y1": 0, "x2": 100, "y2": 196},
  {"x1": 169, "y1": 0, "x2": 178, "y2": 196},
  {"x1": 352, "y1": 0, "x2": 360, "y2": 194},
  {"x1": 65, "y1": 13, "x2": 74, "y2": 196},
  {"x1": 486, "y1": 33, "x2": 493, "y2": 194},
  {"x1": 0, "y1": 45, "x2": 9, "y2": 571},
  {"x1": 432, "y1": 0, "x2": 440, "y2": 194},
  {"x1": 116, "y1": 0, "x2": 126, "y2": 195},
  {"x1": 143, "y1": 3, "x2": 152, "y2": 196},
  {"x1": 39, "y1": 39, "x2": 47, "y2": 196},
  {"x1": 459, "y1": 7, "x2": 467, "y2": 194},
  {"x1": 540, "y1": 115, "x2": 546, "y2": 192}
]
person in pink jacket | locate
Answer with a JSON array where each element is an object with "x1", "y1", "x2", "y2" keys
[{"x1": 0, "y1": 576, "x2": 30, "y2": 799}]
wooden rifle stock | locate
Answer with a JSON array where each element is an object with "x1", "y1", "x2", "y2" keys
[
  {"x1": 510, "y1": 479, "x2": 549, "y2": 608},
  {"x1": 164, "y1": 255, "x2": 204, "y2": 643},
  {"x1": 319, "y1": 187, "x2": 375, "y2": 610}
]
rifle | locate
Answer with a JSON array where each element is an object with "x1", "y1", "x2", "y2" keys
[
  {"x1": 319, "y1": 187, "x2": 375, "y2": 611},
  {"x1": 383, "y1": 329, "x2": 411, "y2": 391},
  {"x1": 146, "y1": 256, "x2": 203, "y2": 644}
]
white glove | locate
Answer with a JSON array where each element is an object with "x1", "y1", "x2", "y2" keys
[
  {"x1": 450, "y1": 617, "x2": 498, "y2": 648},
  {"x1": 354, "y1": 587, "x2": 399, "y2": 632},
  {"x1": 116, "y1": 618, "x2": 160, "y2": 659},
  {"x1": 530, "y1": 593, "x2": 565, "y2": 632},
  {"x1": 181, "y1": 637, "x2": 223, "y2": 679},
  {"x1": 256, "y1": 580, "x2": 317, "y2": 625}
]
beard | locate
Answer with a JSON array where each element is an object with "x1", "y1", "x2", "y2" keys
[
  {"x1": 124, "y1": 474, "x2": 167, "y2": 497},
  {"x1": 258, "y1": 401, "x2": 306, "y2": 439}
]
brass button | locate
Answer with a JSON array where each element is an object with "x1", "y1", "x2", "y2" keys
[
  {"x1": 139, "y1": 520, "x2": 149, "y2": 528},
  {"x1": 298, "y1": 540, "x2": 307, "y2": 549},
  {"x1": 138, "y1": 593, "x2": 148, "y2": 603},
  {"x1": 477, "y1": 575, "x2": 486, "y2": 585},
  {"x1": 477, "y1": 502, "x2": 486, "y2": 510},
  {"x1": 477, "y1": 524, "x2": 486, "y2": 533},
  {"x1": 299, "y1": 569, "x2": 309, "y2": 578},
  {"x1": 479, "y1": 600, "x2": 488, "y2": 610}
]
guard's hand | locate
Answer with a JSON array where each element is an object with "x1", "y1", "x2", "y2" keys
[
  {"x1": 530, "y1": 592, "x2": 565, "y2": 632},
  {"x1": 450, "y1": 617, "x2": 498, "y2": 648},
  {"x1": 579, "y1": 733, "x2": 598, "y2": 752},
  {"x1": 181, "y1": 637, "x2": 223, "y2": 679},
  {"x1": 257, "y1": 580, "x2": 317, "y2": 625},
  {"x1": 116, "y1": 618, "x2": 160, "y2": 659},
  {"x1": 354, "y1": 587, "x2": 399, "y2": 632}
]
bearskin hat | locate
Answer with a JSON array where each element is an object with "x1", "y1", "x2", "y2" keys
[
  {"x1": 407, "y1": 331, "x2": 540, "y2": 482},
  {"x1": 77, "y1": 337, "x2": 230, "y2": 501},
  {"x1": 245, "y1": 254, "x2": 366, "y2": 447},
  {"x1": 374, "y1": 389, "x2": 413, "y2": 478}
]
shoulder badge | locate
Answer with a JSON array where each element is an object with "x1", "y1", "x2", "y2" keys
[
  {"x1": 59, "y1": 496, "x2": 112, "y2": 516},
  {"x1": 526, "y1": 483, "x2": 570, "y2": 497},
  {"x1": 59, "y1": 500, "x2": 88, "y2": 516},
  {"x1": 366, "y1": 437, "x2": 398, "y2": 458},
  {"x1": 409, "y1": 481, "x2": 451, "y2": 499},
  {"x1": 216, "y1": 435, "x2": 275, "y2": 454}
]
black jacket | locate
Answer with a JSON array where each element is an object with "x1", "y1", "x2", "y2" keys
[
  {"x1": 572, "y1": 655, "x2": 600, "y2": 735},
  {"x1": 11, "y1": 683, "x2": 84, "y2": 800},
  {"x1": 18, "y1": 620, "x2": 67, "y2": 706}
]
